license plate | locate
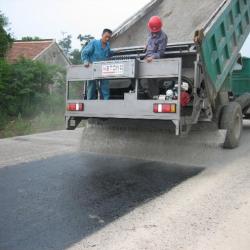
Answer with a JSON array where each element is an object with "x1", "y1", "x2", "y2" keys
[{"x1": 102, "y1": 63, "x2": 124, "y2": 76}]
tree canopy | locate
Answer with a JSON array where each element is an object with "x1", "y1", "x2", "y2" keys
[
  {"x1": 0, "y1": 11, "x2": 13, "y2": 58},
  {"x1": 21, "y1": 36, "x2": 41, "y2": 41},
  {"x1": 59, "y1": 33, "x2": 95, "y2": 65},
  {"x1": 0, "y1": 58, "x2": 65, "y2": 117},
  {"x1": 58, "y1": 33, "x2": 72, "y2": 55}
]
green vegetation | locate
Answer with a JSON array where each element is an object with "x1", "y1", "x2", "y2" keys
[
  {"x1": 21, "y1": 36, "x2": 41, "y2": 41},
  {"x1": 0, "y1": 112, "x2": 65, "y2": 138},
  {"x1": 0, "y1": 11, "x2": 13, "y2": 58},
  {"x1": 0, "y1": 58, "x2": 66, "y2": 138},
  {"x1": 0, "y1": 12, "x2": 93, "y2": 138},
  {"x1": 59, "y1": 33, "x2": 95, "y2": 65},
  {"x1": 0, "y1": 58, "x2": 65, "y2": 116},
  {"x1": 77, "y1": 34, "x2": 95, "y2": 47},
  {"x1": 0, "y1": 11, "x2": 69, "y2": 138},
  {"x1": 58, "y1": 33, "x2": 72, "y2": 55},
  {"x1": 70, "y1": 49, "x2": 82, "y2": 65}
]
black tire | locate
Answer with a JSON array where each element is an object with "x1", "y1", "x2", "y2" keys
[
  {"x1": 214, "y1": 104, "x2": 225, "y2": 127},
  {"x1": 220, "y1": 102, "x2": 243, "y2": 149},
  {"x1": 245, "y1": 112, "x2": 250, "y2": 119},
  {"x1": 235, "y1": 93, "x2": 250, "y2": 115}
]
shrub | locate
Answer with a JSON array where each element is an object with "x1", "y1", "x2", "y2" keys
[{"x1": 0, "y1": 58, "x2": 66, "y2": 118}]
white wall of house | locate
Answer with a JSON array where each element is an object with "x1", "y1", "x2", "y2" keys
[{"x1": 36, "y1": 43, "x2": 70, "y2": 68}]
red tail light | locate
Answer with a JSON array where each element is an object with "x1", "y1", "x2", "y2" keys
[
  {"x1": 67, "y1": 103, "x2": 84, "y2": 111},
  {"x1": 153, "y1": 104, "x2": 176, "y2": 113}
]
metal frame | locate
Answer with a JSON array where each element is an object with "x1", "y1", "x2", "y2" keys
[
  {"x1": 66, "y1": 58, "x2": 182, "y2": 135},
  {"x1": 65, "y1": 0, "x2": 250, "y2": 140}
]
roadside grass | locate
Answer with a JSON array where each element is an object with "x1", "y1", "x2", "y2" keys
[{"x1": 0, "y1": 112, "x2": 65, "y2": 138}]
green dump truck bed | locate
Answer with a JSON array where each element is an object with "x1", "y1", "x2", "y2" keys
[
  {"x1": 201, "y1": 0, "x2": 250, "y2": 93},
  {"x1": 231, "y1": 57, "x2": 250, "y2": 96}
]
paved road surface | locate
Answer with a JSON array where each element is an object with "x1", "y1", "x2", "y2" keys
[{"x1": 0, "y1": 123, "x2": 250, "y2": 250}]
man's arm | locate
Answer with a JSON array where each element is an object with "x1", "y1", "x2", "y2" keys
[
  {"x1": 109, "y1": 48, "x2": 114, "y2": 58},
  {"x1": 81, "y1": 40, "x2": 95, "y2": 67}
]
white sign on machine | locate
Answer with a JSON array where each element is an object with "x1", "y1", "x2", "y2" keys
[{"x1": 102, "y1": 63, "x2": 125, "y2": 77}]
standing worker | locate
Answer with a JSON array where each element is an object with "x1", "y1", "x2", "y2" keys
[
  {"x1": 145, "y1": 16, "x2": 168, "y2": 62},
  {"x1": 81, "y1": 29, "x2": 113, "y2": 100},
  {"x1": 143, "y1": 16, "x2": 168, "y2": 98}
]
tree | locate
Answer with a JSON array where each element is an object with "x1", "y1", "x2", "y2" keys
[
  {"x1": 70, "y1": 49, "x2": 82, "y2": 65},
  {"x1": 68, "y1": 34, "x2": 95, "y2": 65},
  {"x1": 0, "y1": 58, "x2": 65, "y2": 117},
  {"x1": 0, "y1": 11, "x2": 13, "y2": 58},
  {"x1": 77, "y1": 34, "x2": 94, "y2": 48},
  {"x1": 21, "y1": 36, "x2": 41, "y2": 41},
  {"x1": 0, "y1": 13, "x2": 66, "y2": 130},
  {"x1": 58, "y1": 33, "x2": 72, "y2": 55}
]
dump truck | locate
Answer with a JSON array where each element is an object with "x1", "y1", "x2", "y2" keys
[
  {"x1": 65, "y1": 0, "x2": 250, "y2": 164},
  {"x1": 231, "y1": 57, "x2": 250, "y2": 97},
  {"x1": 231, "y1": 57, "x2": 250, "y2": 119}
]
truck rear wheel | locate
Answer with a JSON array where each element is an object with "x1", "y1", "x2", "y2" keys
[
  {"x1": 220, "y1": 102, "x2": 242, "y2": 149},
  {"x1": 235, "y1": 93, "x2": 250, "y2": 117}
]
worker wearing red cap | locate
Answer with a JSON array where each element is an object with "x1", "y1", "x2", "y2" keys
[
  {"x1": 145, "y1": 16, "x2": 168, "y2": 63},
  {"x1": 142, "y1": 16, "x2": 168, "y2": 98}
]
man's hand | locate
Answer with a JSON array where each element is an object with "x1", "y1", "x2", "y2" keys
[{"x1": 146, "y1": 57, "x2": 153, "y2": 63}]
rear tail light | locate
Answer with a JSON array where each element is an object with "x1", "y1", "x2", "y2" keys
[
  {"x1": 153, "y1": 103, "x2": 176, "y2": 113},
  {"x1": 67, "y1": 103, "x2": 84, "y2": 111}
]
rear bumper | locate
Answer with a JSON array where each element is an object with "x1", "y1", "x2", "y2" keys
[
  {"x1": 65, "y1": 99, "x2": 181, "y2": 134},
  {"x1": 65, "y1": 99, "x2": 180, "y2": 120}
]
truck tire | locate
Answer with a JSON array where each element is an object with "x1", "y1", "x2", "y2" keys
[
  {"x1": 245, "y1": 110, "x2": 250, "y2": 119},
  {"x1": 220, "y1": 102, "x2": 242, "y2": 149},
  {"x1": 235, "y1": 93, "x2": 250, "y2": 116}
]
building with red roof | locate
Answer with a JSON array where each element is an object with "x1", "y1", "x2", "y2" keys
[{"x1": 6, "y1": 39, "x2": 71, "y2": 67}]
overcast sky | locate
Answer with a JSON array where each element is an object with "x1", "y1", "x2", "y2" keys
[{"x1": 1, "y1": 0, "x2": 250, "y2": 56}]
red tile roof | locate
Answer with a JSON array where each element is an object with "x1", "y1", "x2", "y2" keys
[{"x1": 6, "y1": 39, "x2": 55, "y2": 63}]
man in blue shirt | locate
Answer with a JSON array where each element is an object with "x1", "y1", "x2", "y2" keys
[{"x1": 81, "y1": 29, "x2": 113, "y2": 100}]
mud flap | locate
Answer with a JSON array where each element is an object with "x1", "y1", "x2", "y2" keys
[
  {"x1": 80, "y1": 119, "x2": 226, "y2": 167},
  {"x1": 66, "y1": 116, "x2": 82, "y2": 130}
]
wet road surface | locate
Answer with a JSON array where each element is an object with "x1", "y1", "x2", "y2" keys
[{"x1": 0, "y1": 123, "x2": 250, "y2": 250}]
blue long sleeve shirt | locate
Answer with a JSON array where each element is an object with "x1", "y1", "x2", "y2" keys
[
  {"x1": 145, "y1": 31, "x2": 168, "y2": 59},
  {"x1": 81, "y1": 39, "x2": 112, "y2": 64}
]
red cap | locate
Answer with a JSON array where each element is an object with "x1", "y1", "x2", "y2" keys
[{"x1": 148, "y1": 16, "x2": 163, "y2": 33}]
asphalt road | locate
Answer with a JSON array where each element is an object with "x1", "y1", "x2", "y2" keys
[{"x1": 1, "y1": 123, "x2": 250, "y2": 250}]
